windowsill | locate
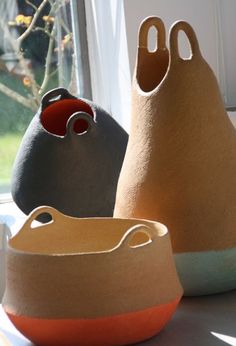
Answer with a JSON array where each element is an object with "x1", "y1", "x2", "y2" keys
[
  {"x1": 0, "y1": 201, "x2": 26, "y2": 236},
  {"x1": 0, "y1": 193, "x2": 13, "y2": 204}
]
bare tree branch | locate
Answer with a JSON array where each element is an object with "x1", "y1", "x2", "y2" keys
[
  {"x1": 0, "y1": 82, "x2": 38, "y2": 111},
  {"x1": 0, "y1": 19, "x2": 40, "y2": 102},
  {"x1": 0, "y1": 0, "x2": 73, "y2": 110},
  {"x1": 39, "y1": 22, "x2": 57, "y2": 95},
  {"x1": 17, "y1": 0, "x2": 49, "y2": 44},
  {"x1": 25, "y1": 0, "x2": 38, "y2": 12}
]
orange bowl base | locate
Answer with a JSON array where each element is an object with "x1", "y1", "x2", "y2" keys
[{"x1": 6, "y1": 296, "x2": 181, "y2": 346}]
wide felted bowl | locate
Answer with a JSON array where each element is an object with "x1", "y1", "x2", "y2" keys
[{"x1": 3, "y1": 206, "x2": 183, "y2": 346}]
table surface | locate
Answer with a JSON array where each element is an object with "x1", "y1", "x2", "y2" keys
[{"x1": 1, "y1": 289, "x2": 236, "y2": 346}]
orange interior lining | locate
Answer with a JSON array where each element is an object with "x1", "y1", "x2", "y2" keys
[{"x1": 41, "y1": 99, "x2": 93, "y2": 136}]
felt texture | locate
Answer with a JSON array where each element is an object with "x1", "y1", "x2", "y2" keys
[
  {"x1": 114, "y1": 17, "x2": 236, "y2": 254},
  {"x1": 3, "y1": 206, "x2": 183, "y2": 320},
  {"x1": 5, "y1": 297, "x2": 181, "y2": 346},
  {"x1": 11, "y1": 87, "x2": 128, "y2": 219},
  {"x1": 175, "y1": 247, "x2": 236, "y2": 296}
]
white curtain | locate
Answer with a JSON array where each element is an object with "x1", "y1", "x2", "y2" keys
[{"x1": 85, "y1": 0, "x2": 131, "y2": 132}]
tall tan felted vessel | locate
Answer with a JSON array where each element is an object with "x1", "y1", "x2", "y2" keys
[
  {"x1": 3, "y1": 206, "x2": 182, "y2": 346},
  {"x1": 114, "y1": 17, "x2": 236, "y2": 295}
]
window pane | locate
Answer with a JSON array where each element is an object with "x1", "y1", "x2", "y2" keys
[{"x1": 0, "y1": 0, "x2": 77, "y2": 195}]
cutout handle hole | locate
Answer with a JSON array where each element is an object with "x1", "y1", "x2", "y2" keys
[
  {"x1": 129, "y1": 230, "x2": 151, "y2": 248},
  {"x1": 74, "y1": 118, "x2": 89, "y2": 134},
  {"x1": 178, "y1": 30, "x2": 192, "y2": 60},
  {"x1": 147, "y1": 26, "x2": 158, "y2": 52}
]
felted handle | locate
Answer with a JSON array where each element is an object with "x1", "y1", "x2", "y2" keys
[
  {"x1": 169, "y1": 20, "x2": 201, "y2": 62},
  {"x1": 65, "y1": 112, "x2": 95, "y2": 137},
  {"x1": 22, "y1": 206, "x2": 60, "y2": 230},
  {"x1": 138, "y1": 16, "x2": 166, "y2": 51},
  {"x1": 41, "y1": 87, "x2": 75, "y2": 110},
  {"x1": 117, "y1": 224, "x2": 157, "y2": 250}
]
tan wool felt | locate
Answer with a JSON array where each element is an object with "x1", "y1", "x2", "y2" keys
[
  {"x1": 114, "y1": 17, "x2": 236, "y2": 253},
  {"x1": 3, "y1": 206, "x2": 183, "y2": 319}
]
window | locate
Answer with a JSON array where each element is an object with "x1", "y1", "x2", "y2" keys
[{"x1": 0, "y1": 0, "x2": 90, "y2": 197}]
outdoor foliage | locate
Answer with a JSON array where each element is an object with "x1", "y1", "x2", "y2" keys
[
  {"x1": 0, "y1": 0, "x2": 74, "y2": 188},
  {"x1": 0, "y1": 0, "x2": 74, "y2": 133}
]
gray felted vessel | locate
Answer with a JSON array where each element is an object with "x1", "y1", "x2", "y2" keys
[{"x1": 11, "y1": 88, "x2": 128, "y2": 220}]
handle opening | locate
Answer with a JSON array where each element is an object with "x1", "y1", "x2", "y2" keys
[
  {"x1": 147, "y1": 25, "x2": 159, "y2": 53},
  {"x1": 46, "y1": 94, "x2": 61, "y2": 103},
  {"x1": 177, "y1": 30, "x2": 193, "y2": 60},
  {"x1": 32, "y1": 212, "x2": 52, "y2": 226},
  {"x1": 41, "y1": 88, "x2": 72, "y2": 108},
  {"x1": 75, "y1": 120, "x2": 89, "y2": 135},
  {"x1": 139, "y1": 16, "x2": 166, "y2": 51},
  {"x1": 66, "y1": 112, "x2": 94, "y2": 138},
  {"x1": 169, "y1": 21, "x2": 201, "y2": 63},
  {"x1": 118, "y1": 224, "x2": 157, "y2": 251},
  {"x1": 128, "y1": 230, "x2": 152, "y2": 248},
  {"x1": 136, "y1": 17, "x2": 169, "y2": 93},
  {"x1": 23, "y1": 206, "x2": 59, "y2": 230}
]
